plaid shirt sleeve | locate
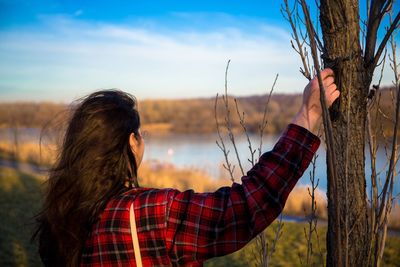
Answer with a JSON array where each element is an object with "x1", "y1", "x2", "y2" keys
[{"x1": 164, "y1": 123, "x2": 320, "y2": 265}]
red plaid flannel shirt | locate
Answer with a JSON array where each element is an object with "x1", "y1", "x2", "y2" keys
[{"x1": 80, "y1": 124, "x2": 320, "y2": 266}]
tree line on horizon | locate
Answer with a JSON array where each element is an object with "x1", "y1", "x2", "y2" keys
[{"x1": 0, "y1": 86, "x2": 397, "y2": 138}]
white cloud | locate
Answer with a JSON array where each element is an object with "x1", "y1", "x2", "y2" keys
[{"x1": 0, "y1": 15, "x2": 395, "y2": 102}]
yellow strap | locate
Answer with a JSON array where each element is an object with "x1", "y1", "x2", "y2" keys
[{"x1": 130, "y1": 203, "x2": 143, "y2": 267}]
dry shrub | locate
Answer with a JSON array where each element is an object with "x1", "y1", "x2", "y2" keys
[
  {"x1": 388, "y1": 203, "x2": 400, "y2": 230},
  {"x1": 139, "y1": 161, "x2": 228, "y2": 192},
  {"x1": 0, "y1": 140, "x2": 56, "y2": 166},
  {"x1": 142, "y1": 123, "x2": 173, "y2": 135},
  {"x1": 284, "y1": 186, "x2": 328, "y2": 219}
]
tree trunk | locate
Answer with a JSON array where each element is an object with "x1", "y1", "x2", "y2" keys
[{"x1": 319, "y1": 1, "x2": 371, "y2": 266}]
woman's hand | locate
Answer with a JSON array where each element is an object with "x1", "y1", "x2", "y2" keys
[{"x1": 292, "y1": 68, "x2": 340, "y2": 134}]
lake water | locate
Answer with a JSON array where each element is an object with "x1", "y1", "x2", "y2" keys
[
  {"x1": 143, "y1": 132, "x2": 400, "y2": 198},
  {"x1": 1, "y1": 127, "x2": 399, "y2": 198}
]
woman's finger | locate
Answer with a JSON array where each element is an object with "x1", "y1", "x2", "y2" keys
[
  {"x1": 320, "y1": 68, "x2": 334, "y2": 80},
  {"x1": 327, "y1": 90, "x2": 340, "y2": 106},
  {"x1": 326, "y1": 83, "x2": 337, "y2": 94},
  {"x1": 323, "y1": 76, "x2": 335, "y2": 87}
]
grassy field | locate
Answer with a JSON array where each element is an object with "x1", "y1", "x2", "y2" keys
[
  {"x1": 1, "y1": 166, "x2": 399, "y2": 267},
  {"x1": 0, "y1": 167, "x2": 43, "y2": 266},
  {"x1": 205, "y1": 222, "x2": 400, "y2": 267}
]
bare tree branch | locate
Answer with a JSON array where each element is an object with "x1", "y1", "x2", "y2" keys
[
  {"x1": 299, "y1": 0, "x2": 342, "y2": 266},
  {"x1": 377, "y1": 12, "x2": 399, "y2": 228},
  {"x1": 221, "y1": 60, "x2": 245, "y2": 177},
  {"x1": 267, "y1": 215, "x2": 284, "y2": 265},
  {"x1": 258, "y1": 74, "x2": 278, "y2": 158},
  {"x1": 368, "y1": 8, "x2": 400, "y2": 265},
  {"x1": 366, "y1": 49, "x2": 386, "y2": 265},
  {"x1": 282, "y1": 0, "x2": 312, "y2": 80},
  {"x1": 365, "y1": 0, "x2": 390, "y2": 65},
  {"x1": 371, "y1": 10, "x2": 400, "y2": 71},
  {"x1": 234, "y1": 99, "x2": 256, "y2": 166},
  {"x1": 214, "y1": 94, "x2": 235, "y2": 182},
  {"x1": 304, "y1": 154, "x2": 323, "y2": 266}
]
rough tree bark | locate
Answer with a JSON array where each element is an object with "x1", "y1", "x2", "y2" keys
[{"x1": 319, "y1": 1, "x2": 397, "y2": 266}]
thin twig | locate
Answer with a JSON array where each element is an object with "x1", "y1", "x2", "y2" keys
[
  {"x1": 369, "y1": 6, "x2": 400, "y2": 265},
  {"x1": 258, "y1": 74, "x2": 278, "y2": 158},
  {"x1": 365, "y1": 0, "x2": 392, "y2": 66},
  {"x1": 370, "y1": 10, "x2": 400, "y2": 72},
  {"x1": 281, "y1": 0, "x2": 312, "y2": 80},
  {"x1": 267, "y1": 214, "x2": 284, "y2": 265},
  {"x1": 300, "y1": 1, "x2": 342, "y2": 265},
  {"x1": 304, "y1": 153, "x2": 322, "y2": 266},
  {"x1": 377, "y1": 5, "x2": 400, "y2": 237},
  {"x1": 222, "y1": 60, "x2": 245, "y2": 176},
  {"x1": 234, "y1": 99, "x2": 256, "y2": 166},
  {"x1": 214, "y1": 94, "x2": 235, "y2": 182}
]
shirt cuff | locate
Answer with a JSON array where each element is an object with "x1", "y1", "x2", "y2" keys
[{"x1": 279, "y1": 123, "x2": 321, "y2": 160}]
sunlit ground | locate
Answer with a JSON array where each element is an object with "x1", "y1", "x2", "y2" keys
[{"x1": 1, "y1": 159, "x2": 399, "y2": 266}]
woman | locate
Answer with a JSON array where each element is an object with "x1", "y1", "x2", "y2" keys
[{"x1": 34, "y1": 68, "x2": 339, "y2": 266}]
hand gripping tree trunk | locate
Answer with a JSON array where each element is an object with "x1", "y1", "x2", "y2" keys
[
  {"x1": 317, "y1": 1, "x2": 399, "y2": 266},
  {"x1": 319, "y1": 2, "x2": 369, "y2": 266}
]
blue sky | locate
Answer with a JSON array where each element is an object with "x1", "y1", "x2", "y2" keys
[{"x1": 0, "y1": 0, "x2": 398, "y2": 102}]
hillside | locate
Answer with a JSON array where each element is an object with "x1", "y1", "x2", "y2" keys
[{"x1": 0, "y1": 87, "x2": 397, "y2": 137}]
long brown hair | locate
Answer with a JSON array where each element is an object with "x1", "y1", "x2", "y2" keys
[{"x1": 33, "y1": 90, "x2": 141, "y2": 266}]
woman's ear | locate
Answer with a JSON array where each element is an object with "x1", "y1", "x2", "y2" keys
[
  {"x1": 129, "y1": 132, "x2": 145, "y2": 167},
  {"x1": 129, "y1": 133, "x2": 138, "y2": 153}
]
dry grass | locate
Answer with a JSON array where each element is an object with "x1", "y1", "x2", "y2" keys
[
  {"x1": 0, "y1": 140, "x2": 399, "y2": 229},
  {"x1": 139, "y1": 161, "x2": 228, "y2": 192},
  {"x1": 0, "y1": 140, "x2": 56, "y2": 166},
  {"x1": 284, "y1": 186, "x2": 328, "y2": 219},
  {"x1": 388, "y1": 203, "x2": 400, "y2": 229},
  {"x1": 141, "y1": 123, "x2": 173, "y2": 135},
  {"x1": 0, "y1": 167, "x2": 43, "y2": 266},
  {"x1": 1, "y1": 166, "x2": 399, "y2": 267}
]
